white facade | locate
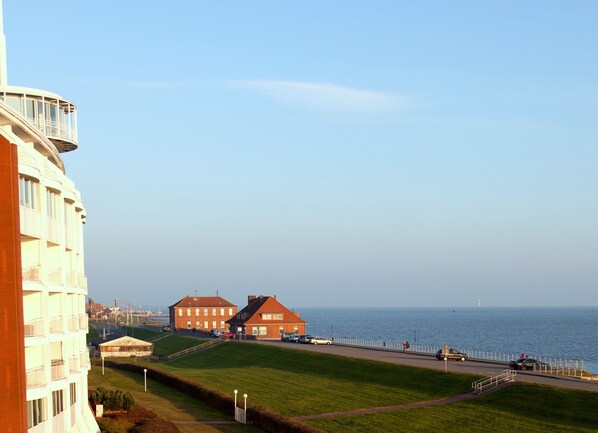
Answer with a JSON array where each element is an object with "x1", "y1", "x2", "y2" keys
[{"x1": 0, "y1": 2, "x2": 99, "y2": 432}]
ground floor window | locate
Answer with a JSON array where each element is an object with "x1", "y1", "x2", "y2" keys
[
  {"x1": 27, "y1": 398, "x2": 47, "y2": 429},
  {"x1": 52, "y1": 389, "x2": 64, "y2": 416},
  {"x1": 204, "y1": 321, "x2": 208, "y2": 329},
  {"x1": 252, "y1": 326, "x2": 267, "y2": 335},
  {"x1": 196, "y1": 321, "x2": 200, "y2": 328},
  {"x1": 187, "y1": 322, "x2": 191, "y2": 329}
]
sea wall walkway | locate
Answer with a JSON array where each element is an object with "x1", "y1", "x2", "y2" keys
[{"x1": 255, "y1": 340, "x2": 598, "y2": 393}]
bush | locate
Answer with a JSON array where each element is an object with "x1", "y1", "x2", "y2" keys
[
  {"x1": 123, "y1": 391, "x2": 136, "y2": 411},
  {"x1": 90, "y1": 387, "x2": 135, "y2": 412},
  {"x1": 96, "y1": 417, "x2": 131, "y2": 433}
]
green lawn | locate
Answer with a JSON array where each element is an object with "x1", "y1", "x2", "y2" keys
[
  {"x1": 89, "y1": 364, "x2": 262, "y2": 433},
  {"x1": 121, "y1": 326, "x2": 211, "y2": 358},
  {"x1": 160, "y1": 342, "x2": 475, "y2": 416},
  {"x1": 104, "y1": 341, "x2": 598, "y2": 433},
  {"x1": 306, "y1": 383, "x2": 598, "y2": 432}
]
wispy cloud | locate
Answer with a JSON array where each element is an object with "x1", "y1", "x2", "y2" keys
[{"x1": 230, "y1": 80, "x2": 407, "y2": 113}]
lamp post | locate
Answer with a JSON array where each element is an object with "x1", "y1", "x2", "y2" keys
[
  {"x1": 101, "y1": 356, "x2": 104, "y2": 376},
  {"x1": 243, "y1": 393, "x2": 247, "y2": 412},
  {"x1": 143, "y1": 368, "x2": 147, "y2": 392},
  {"x1": 234, "y1": 389, "x2": 238, "y2": 408},
  {"x1": 444, "y1": 357, "x2": 448, "y2": 373}
]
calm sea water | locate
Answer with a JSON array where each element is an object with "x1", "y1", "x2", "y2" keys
[{"x1": 297, "y1": 307, "x2": 598, "y2": 373}]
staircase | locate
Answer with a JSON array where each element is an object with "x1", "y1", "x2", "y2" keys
[{"x1": 472, "y1": 369, "x2": 517, "y2": 395}]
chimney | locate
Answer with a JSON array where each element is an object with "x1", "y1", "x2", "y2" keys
[{"x1": 248, "y1": 295, "x2": 256, "y2": 304}]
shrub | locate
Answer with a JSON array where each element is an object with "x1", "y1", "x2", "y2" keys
[
  {"x1": 96, "y1": 417, "x2": 131, "y2": 433},
  {"x1": 123, "y1": 391, "x2": 136, "y2": 411}
]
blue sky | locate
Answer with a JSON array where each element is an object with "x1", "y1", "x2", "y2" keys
[{"x1": 6, "y1": 1, "x2": 598, "y2": 308}]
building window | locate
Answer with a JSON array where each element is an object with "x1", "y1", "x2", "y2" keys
[
  {"x1": 46, "y1": 189, "x2": 60, "y2": 219},
  {"x1": 251, "y1": 327, "x2": 258, "y2": 335},
  {"x1": 187, "y1": 308, "x2": 191, "y2": 316},
  {"x1": 280, "y1": 326, "x2": 284, "y2": 334},
  {"x1": 204, "y1": 308, "x2": 208, "y2": 316},
  {"x1": 69, "y1": 382, "x2": 77, "y2": 405},
  {"x1": 204, "y1": 321, "x2": 208, "y2": 329},
  {"x1": 212, "y1": 321, "x2": 216, "y2": 329},
  {"x1": 294, "y1": 326, "x2": 299, "y2": 333},
  {"x1": 19, "y1": 176, "x2": 39, "y2": 209},
  {"x1": 27, "y1": 398, "x2": 47, "y2": 429},
  {"x1": 273, "y1": 313, "x2": 283, "y2": 320},
  {"x1": 229, "y1": 308, "x2": 233, "y2": 316},
  {"x1": 195, "y1": 308, "x2": 200, "y2": 316},
  {"x1": 220, "y1": 308, "x2": 225, "y2": 316},
  {"x1": 220, "y1": 321, "x2": 225, "y2": 328},
  {"x1": 259, "y1": 327, "x2": 267, "y2": 335},
  {"x1": 52, "y1": 389, "x2": 64, "y2": 416},
  {"x1": 178, "y1": 309, "x2": 182, "y2": 316},
  {"x1": 251, "y1": 326, "x2": 267, "y2": 335},
  {"x1": 262, "y1": 313, "x2": 272, "y2": 320},
  {"x1": 212, "y1": 308, "x2": 217, "y2": 316},
  {"x1": 187, "y1": 322, "x2": 191, "y2": 329},
  {"x1": 196, "y1": 321, "x2": 200, "y2": 328}
]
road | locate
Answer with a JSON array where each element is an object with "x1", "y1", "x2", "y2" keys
[{"x1": 254, "y1": 340, "x2": 598, "y2": 393}]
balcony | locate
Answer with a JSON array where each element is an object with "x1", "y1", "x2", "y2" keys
[
  {"x1": 80, "y1": 350, "x2": 90, "y2": 369},
  {"x1": 26, "y1": 366, "x2": 46, "y2": 389},
  {"x1": 69, "y1": 355, "x2": 80, "y2": 373},
  {"x1": 49, "y1": 316, "x2": 65, "y2": 334},
  {"x1": 68, "y1": 316, "x2": 78, "y2": 332},
  {"x1": 48, "y1": 267, "x2": 62, "y2": 285},
  {"x1": 78, "y1": 315, "x2": 88, "y2": 331},
  {"x1": 66, "y1": 271, "x2": 77, "y2": 288},
  {"x1": 22, "y1": 264, "x2": 41, "y2": 282},
  {"x1": 51, "y1": 359, "x2": 66, "y2": 380},
  {"x1": 77, "y1": 273, "x2": 87, "y2": 289},
  {"x1": 46, "y1": 217, "x2": 62, "y2": 245},
  {"x1": 24, "y1": 318, "x2": 45, "y2": 337},
  {"x1": 19, "y1": 206, "x2": 42, "y2": 238}
]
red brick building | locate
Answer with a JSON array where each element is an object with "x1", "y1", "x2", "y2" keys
[
  {"x1": 227, "y1": 295, "x2": 307, "y2": 340},
  {"x1": 169, "y1": 295, "x2": 237, "y2": 332}
]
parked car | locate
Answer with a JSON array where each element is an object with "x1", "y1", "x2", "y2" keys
[
  {"x1": 288, "y1": 334, "x2": 300, "y2": 343},
  {"x1": 509, "y1": 358, "x2": 548, "y2": 371},
  {"x1": 219, "y1": 332, "x2": 235, "y2": 339},
  {"x1": 435, "y1": 348, "x2": 467, "y2": 361},
  {"x1": 299, "y1": 335, "x2": 313, "y2": 344},
  {"x1": 311, "y1": 337, "x2": 332, "y2": 345},
  {"x1": 162, "y1": 326, "x2": 172, "y2": 332}
]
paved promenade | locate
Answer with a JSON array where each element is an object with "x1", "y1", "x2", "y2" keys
[{"x1": 255, "y1": 340, "x2": 598, "y2": 393}]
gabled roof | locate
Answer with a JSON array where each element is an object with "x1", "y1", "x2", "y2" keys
[
  {"x1": 169, "y1": 295, "x2": 236, "y2": 309},
  {"x1": 227, "y1": 295, "x2": 306, "y2": 325},
  {"x1": 98, "y1": 336, "x2": 152, "y2": 347}
]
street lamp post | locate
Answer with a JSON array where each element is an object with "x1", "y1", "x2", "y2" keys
[
  {"x1": 243, "y1": 393, "x2": 247, "y2": 412},
  {"x1": 444, "y1": 357, "x2": 448, "y2": 373},
  {"x1": 101, "y1": 356, "x2": 104, "y2": 376},
  {"x1": 143, "y1": 369, "x2": 148, "y2": 392},
  {"x1": 234, "y1": 389, "x2": 238, "y2": 408}
]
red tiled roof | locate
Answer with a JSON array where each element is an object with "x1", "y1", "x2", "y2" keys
[
  {"x1": 227, "y1": 296, "x2": 306, "y2": 326},
  {"x1": 169, "y1": 296, "x2": 236, "y2": 309}
]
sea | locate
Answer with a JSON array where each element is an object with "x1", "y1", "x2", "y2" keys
[
  {"x1": 148, "y1": 306, "x2": 598, "y2": 373},
  {"x1": 297, "y1": 307, "x2": 598, "y2": 374}
]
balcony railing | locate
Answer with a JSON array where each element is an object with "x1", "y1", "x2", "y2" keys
[
  {"x1": 69, "y1": 355, "x2": 80, "y2": 373},
  {"x1": 66, "y1": 271, "x2": 77, "y2": 287},
  {"x1": 48, "y1": 268, "x2": 62, "y2": 285},
  {"x1": 50, "y1": 316, "x2": 65, "y2": 334},
  {"x1": 51, "y1": 360, "x2": 66, "y2": 380},
  {"x1": 26, "y1": 366, "x2": 46, "y2": 389},
  {"x1": 79, "y1": 315, "x2": 88, "y2": 331},
  {"x1": 46, "y1": 217, "x2": 62, "y2": 244},
  {"x1": 24, "y1": 318, "x2": 45, "y2": 337},
  {"x1": 22, "y1": 264, "x2": 41, "y2": 282},
  {"x1": 68, "y1": 316, "x2": 78, "y2": 332},
  {"x1": 77, "y1": 273, "x2": 87, "y2": 289},
  {"x1": 80, "y1": 350, "x2": 90, "y2": 369},
  {"x1": 19, "y1": 206, "x2": 42, "y2": 238}
]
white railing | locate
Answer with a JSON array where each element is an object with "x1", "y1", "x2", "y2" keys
[
  {"x1": 26, "y1": 116, "x2": 77, "y2": 144},
  {"x1": 26, "y1": 366, "x2": 46, "y2": 388},
  {"x1": 46, "y1": 218, "x2": 62, "y2": 244},
  {"x1": 19, "y1": 206, "x2": 42, "y2": 238},
  {"x1": 77, "y1": 274, "x2": 87, "y2": 289},
  {"x1": 51, "y1": 360, "x2": 66, "y2": 380},
  {"x1": 472, "y1": 370, "x2": 516, "y2": 394},
  {"x1": 69, "y1": 355, "x2": 80, "y2": 373},
  {"x1": 47, "y1": 268, "x2": 62, "y2": 285},
  {"x1": 50, "y1": 316, "x2": 65, "y2": 333},
  {"x1": 24, "y1": 318, "x2": 45, "y2": 337},
  {"x1": 235, "y1": 407, "x2": 246, "y2": 424},
  {"x1": 79, "y1": 315, "x2": 88, "y2": 331},
  {"x1": 22, "y1": 263, "x2": 41, "y2": 282},
  {"x1": 80, "y1": 350, "x2": 90, "y2": 368},
  {"x1": 68, "y1": 316, "x2": 79, "y2": 331},
  {"x1": 66, "y1": 271, "x2": 77, "y2": 287}
]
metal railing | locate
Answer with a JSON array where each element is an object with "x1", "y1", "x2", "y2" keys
[
  {"x1": 22, "y1": 263, "x2": 41, "y2": 282},
  {"x1": 472, "y1": 369, "x2": 516, "y2": 394},
  {"x1": 333, "y1": 338, "x2": 587, "y2": 378},
  {"x1": 69, "y1": 355, "x2": 80, "y2": 373},
  {"x1": 51, "y1": 360, "x2": 66, "y2": 380},
  {"x1": 167, "y1": 338, "x2": 227, "y2": 361},
  {"x1": 68, "y1": 315, "x2": 79, "y2": 331}
]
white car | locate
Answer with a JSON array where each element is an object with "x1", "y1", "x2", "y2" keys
[{"x1": 311, "y1": 337, "x2": 332, "y2": 345}]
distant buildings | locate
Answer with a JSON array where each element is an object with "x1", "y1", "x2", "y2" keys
[
  {"x1": 169, "y1": 295, "x2": 237, "y2": 332},
  {"x1": 0, "y1": 2, "x2": 99, "y2": 432},
  {"x1": 227, "y1": 295, "x2": 307, "y2": 340}
]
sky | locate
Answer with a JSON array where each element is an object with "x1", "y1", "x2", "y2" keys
[{"x1": 4, "y1": 1, "x2": 598, "y2": 309}]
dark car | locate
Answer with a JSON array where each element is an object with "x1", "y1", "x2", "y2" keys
[
  {"x1": 298, "y1": 335, "x2": 313, "y2": 344},
  {"x1": 509, "y1": 358, "x2": 548, "y2": 371},
  {"x1": 435, "y1": 348, "x2": 467, "y2": 361}
]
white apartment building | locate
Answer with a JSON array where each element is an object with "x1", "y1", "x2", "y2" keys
[{"x1": 0, "y1": 2, "x2": 99, "y2": 432}]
